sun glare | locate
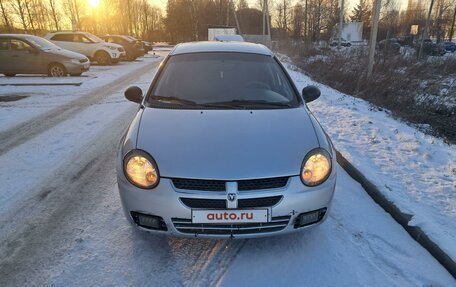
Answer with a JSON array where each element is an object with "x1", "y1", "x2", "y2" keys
[{"x1": 87, "y1": 0, "x2": 100, "y2": 8}]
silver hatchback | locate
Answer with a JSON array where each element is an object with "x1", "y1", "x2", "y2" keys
[{"x1": 117, "y1": 42, "x2": 336, "y2": 238}]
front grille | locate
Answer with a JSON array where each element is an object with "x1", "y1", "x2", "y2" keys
[
  {"x1": 238, "y1": 177, "x2": 289, "y2": 191},
  {"x1": 171, "y1": 177, "x2": 289, "y2": 192},
  {"x1": 172, "y1": 216, "x2": 290, "y2": 235},
  {"x1": 180, "y1": 195, "x2": 283, "y2": 209},
  {"x1": 79, "y1": 58, "x2": 88, "y2": 63},
  {"x1": 180, "y1": 198, "x2": 226, "y2": 208},
  {"x1": 173, "y1": 178, "x2": 225, "y2": 191},
  {"x1": 238, "y1": 196, "x2": 282, "y2": 208}
]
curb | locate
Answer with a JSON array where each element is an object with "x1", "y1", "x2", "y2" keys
[{"x1": 336, "y1": 151, "x2": 456, "y2": 278}]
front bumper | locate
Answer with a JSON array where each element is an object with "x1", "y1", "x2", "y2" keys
[
  {"x1": 63, "y1": 61, "x2": 90, "y2": 74},
  {"x1": 109, "y1": 51, "x2": 126, "y2": 59},
  {"x1": 117, "y1": 172, "x2": 336, "y2": 239}
]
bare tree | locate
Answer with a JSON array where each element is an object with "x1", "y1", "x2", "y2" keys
[
  {"x1": 49, "y1": 0, "x2": 60, "y2": 31},
  {"x1": 12, "y1": 0, "x2": 28, "y2": 32},
  {"x1": 0, "y1": 0, "x2": 13, "y2": 32}
]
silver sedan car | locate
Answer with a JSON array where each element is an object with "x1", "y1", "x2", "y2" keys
[
  {"x1": 0, "y1": 34, "x2": 90, "y2": 77},
  {"x1": 117, "y1": 42, "x2": 336, "y2": 238}
]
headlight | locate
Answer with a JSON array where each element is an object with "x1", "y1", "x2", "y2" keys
[
  {"x1": 123, "y1": 150, "x2": 159, "y2": 189},
  {"x1": 104, "y1": 45, "x2": 117, "y2": 50},
  {"x1": 300, "y1": 148, "x2": 332, "y2": 186}
]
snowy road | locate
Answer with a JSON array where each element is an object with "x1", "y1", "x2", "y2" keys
[{"x1": 0, "y1": 52, "x2": 454, "y2": 286}]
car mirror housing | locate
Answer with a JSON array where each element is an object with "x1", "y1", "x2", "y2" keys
[
  {"x1": 125, "y1": 86, "x2": 143, "y2": 104},
  {"x1": 302, "y1": 85, "x2": 321, "y2": 103}
]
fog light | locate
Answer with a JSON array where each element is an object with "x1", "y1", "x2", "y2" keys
[
  {"x1": 294, "y1": 208, "x2": 327, "y2": 228},
  {"x1": 131, "y1": 212, "x2": 167, "y2": 231}
]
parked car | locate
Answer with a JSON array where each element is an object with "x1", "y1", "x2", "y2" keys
[
  {"x1": 415, "y1": 40, "x2": 447, "y2": 56},
  {"x1": 123, "y1": 35, "x2": 147, "y2": 55},
  {"x1": 444, "y1": 41, "x2": 456, "y2": 53},
  {"x1": 329, "y1": 38, "x2": 351, "y2": 47},
  {"x1": 101, "y1": 35, "x2": 145, "y2": 61},
  {"x1": 45, "y1": 31, "x2": 126, "y2": 65},
  {"x1": 117, "y1": 42, "x2": 336, "y2": 238},
  {"x1": 142, "y1": 41, "x2": 153, "y2": 53},
  {"x1": 0, "y1": 34, "x2": 90, "y2": 77},
  {"x1": 397, "y1": 35, "x2": 414, "y2": 47},
  {"x1": 378, "y1": 38, "x2": 401, "y2": 54}
]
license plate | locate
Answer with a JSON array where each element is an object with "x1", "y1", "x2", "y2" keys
[{"x1": 192, "y1": 209, "x2": 268, "y2": 224}]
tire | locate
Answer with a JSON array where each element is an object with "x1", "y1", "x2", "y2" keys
[
  {"x1": 95, "y1": 51, "x2": 111, "y2": 65},
  {"x1": 48, "y1": 63, "x2": 67, "y2": 77},
  {"x1": 126, "y1": 53, "x2": 136, "y2": 61},
  {"x1": 4, "y1": 73, "x2": 16, "y2": 77},
  {"x1": 69, "y1": 73, "x2": 82, "y2": 76}
]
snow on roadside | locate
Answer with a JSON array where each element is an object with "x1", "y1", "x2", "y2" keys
[
  {"x1": 0, "y1": 64, "x2": 159, "y2": 237},
  {"x1": 280, "y1": 55, "x2": 456, "y2": 262},
  {"x1": 219, "y1": 166, "x2": 455, "y2": 287}
]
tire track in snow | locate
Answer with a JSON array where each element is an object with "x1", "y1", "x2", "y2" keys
[
  {"x1": 185, "y1": 240, "x2": 247, "y2": 287},
  {"x1": 0, "y1": 59, "x2": 160, "y2": 156},
  {"x1": 0, "y1": 107, "x2": 135, "y2": 286}
]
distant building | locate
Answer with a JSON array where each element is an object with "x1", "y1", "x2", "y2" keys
[{"x1": 332, "y1": 22, "x2": 363, "y2": 43}]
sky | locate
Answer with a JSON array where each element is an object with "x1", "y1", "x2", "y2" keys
[{"x1": 148, "y1": 0, "x2": 409, "y2": 11}]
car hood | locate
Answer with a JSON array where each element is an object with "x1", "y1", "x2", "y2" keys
[
  {"x1": 136, "y1": 107, "x2": 319, "y2": 180},
  {"x1": 46, "y1": 48, "x2": 87, "y2": 60}
]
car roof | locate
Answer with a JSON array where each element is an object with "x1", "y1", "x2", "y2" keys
[
  {"x1": 47, "y1": 31, "x2": 87, "y2": 35},
  {"x1": 170, "y1": 41, "x2": 273, "y2": 56},
  {"x1": 0, "y1": 34, "x2": 39, "y2": 39}
]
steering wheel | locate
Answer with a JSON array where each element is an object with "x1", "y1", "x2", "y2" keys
[{"x1": 243, "y1": 81, "x2": 270, "y2": 90}]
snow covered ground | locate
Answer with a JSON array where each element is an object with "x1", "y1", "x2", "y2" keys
[
  {"x1": 281, "y1": 56, "x2": 456, "y2": 265},
  {"x1": 0, "y1": 50, "x2": 454, "y2": 286}
]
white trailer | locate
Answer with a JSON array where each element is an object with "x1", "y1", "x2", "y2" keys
[{"x1": 208, "y1": 27, "x2": 237, "y2": 41}]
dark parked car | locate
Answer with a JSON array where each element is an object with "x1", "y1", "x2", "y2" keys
[
  {"x1": 378, "y1": 38, "x2": 401, "y2": 54},
  {"x1": 123, "y1": 35, "x2": 147, "y2": 55},
  {"x1": 415, "y1": 39, "x2": 446, "y2": 56},
  {"x1": 101, "y1": 35, "x2": 145, "y2": 61},
  {"x1": 329, "y1": 38, "x2": 351, "y2": 47},
  {"x1": 142, "y1": 41, "x2": 153, "y2": 53},
  {"x1": 0, "y1": 34, "x2": 90, "y2": 77},
  {"x1": 397, "y1": 36, "x2": 414, "y2": 47},
  {"x1": 444, "y1": 42, "x2": 456, "y2": 53}
]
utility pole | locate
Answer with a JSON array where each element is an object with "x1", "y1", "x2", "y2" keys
[
  {"x1": 418, "y1": 0, "x2": 435, "y2": 59},
  {"x1": 266, "y1": 0, "x2": 271, "y2": 36},
  {"x1": 367, "y1": 0, "x2": 381, "y2": 78},
  {"x1": 448, "y1": 4, "x2": 456, "y2": 42},
  {"x1": 304, "y1": 0, "x2": 308, "y2": 39},
  {"x1": 338, "y1": 0, "x2": 344, "y2": 49},
  {"x1": 262, "y1": 0, "x2": 267, "y2": 35},
  {"x1": 231, "y1": 0, "x2": 241, "y2": 34}
]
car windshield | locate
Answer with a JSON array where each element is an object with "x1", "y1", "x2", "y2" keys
[
  {"x1": 27, "y1": 36, "x2": 60, "y2": 50},
  {"x1": 84, "y1": 33, "x2": 103, "y2": 43},
  {"x1": 148, "y1": 52, "x2": 300, "y2": 109}
]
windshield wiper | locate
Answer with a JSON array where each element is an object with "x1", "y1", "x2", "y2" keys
[
  {"x1": 204, "y1": 99, "x2": 293, "y2": 109},
  {"x1": 150, "y1": 95, "x2": 201, "y2": 106}
]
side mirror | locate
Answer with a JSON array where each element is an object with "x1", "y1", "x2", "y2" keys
[
  {"x1": 125, "y1": 86, "x2": 143, "y2": 104},
  {"x1": 302, "y1": 85, "x2": 321, "y2": 103}
]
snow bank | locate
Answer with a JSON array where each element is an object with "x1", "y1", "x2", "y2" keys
[{"x1": 282, "y1": 58, "x2": 456, "y2": 262}]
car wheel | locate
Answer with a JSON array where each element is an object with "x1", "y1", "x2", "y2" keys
[
  {"x1": 70, "y1": 73, "x2": 82, "y2": 76},
  {"x1": 95, "y1": 51, "x2": 111, "y2": 65},
  {"x1": 4, "y1": 73, "x2": 16, "y2": 77},
  {"x1": 48, "y1": 63, "x2": 67, "y2": 77}
]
